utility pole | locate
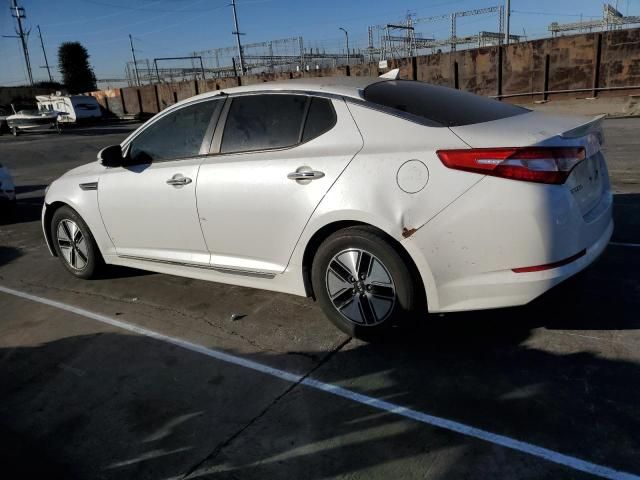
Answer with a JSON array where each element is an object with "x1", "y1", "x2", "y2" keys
[
  {"x1": 230, "y1": 0, "x2": 245, "y2": 75},
  {"x1": 129, "y1": 34, "x2": 141, "y2": 86},
  {"x1": 504, "y1": 0, "x2": 511, "y2": 45},
  {"x1": 339, "y1": 27, "x2": 349, "y2": 65},
  {"x1": 5, "y1": 0, "x2": 33, "y2": 85},
  {"x1": 37, "y1": 25, "x2": 53, "y2": 83}
]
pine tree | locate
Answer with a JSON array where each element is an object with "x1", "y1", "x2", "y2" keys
[{"x1": 58, "y1": 42, "x2": 97, "y2": 93}]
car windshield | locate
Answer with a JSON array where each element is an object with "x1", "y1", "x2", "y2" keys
[{"x1": 363, "y1": 80, "x2": 528, "y2": 127}]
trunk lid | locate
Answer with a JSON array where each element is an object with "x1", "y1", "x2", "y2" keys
[{"x1": 449, "y1": 111, "x2": 607, "y2": 217}]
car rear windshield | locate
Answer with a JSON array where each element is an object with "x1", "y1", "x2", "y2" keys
[{"x1": 363, "y1": 80, "x2": 528, "y2": 127}]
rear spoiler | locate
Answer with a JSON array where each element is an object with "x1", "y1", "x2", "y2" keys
[
  {"x1": 379, "y1": 68, "x2": 400, "y2": 80},
  {"x1": 560, "y1": 114, "x2": 606, "y2": 139}
]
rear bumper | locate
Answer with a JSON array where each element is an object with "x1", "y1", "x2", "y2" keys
[
  {"x1": 430, "y1": 218, "x2": 612, "y2": 312},
  {"x1": 403, "y1": 174, "x2": 614, "y2": 313}
]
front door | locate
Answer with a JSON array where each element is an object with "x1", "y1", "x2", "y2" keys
[
  {"x1": 98, "y1": 98, "x2": 222, "y2": 265},
  {"x1": 197, "y1": 94, "x2": 363, "y2": 274}
]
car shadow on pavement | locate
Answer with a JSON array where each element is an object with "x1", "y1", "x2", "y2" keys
[
  {"x1": 612, "y1": 193, "x2": 640, "y2": 243},
  {"x1": 98, "y1": 264, "x2": 154, "y2": 280},
  {"x1": 172, "y1": 242, "x2": 640, "y2": 478},
  {"x1": 1, "y1": 196, "x2": 639, "y2": 478},
  {"x1": 0, "y1": 246, "x2": 22, "y2": 267},
  {"x1": 14, "y1": 184, "x2": 48, "y2": 195},
  {"x1": 1, "y1": 281, "x2": 639, "y2": 480},
  {"x1": 1, "y1": 234, "x2": 639, "y2": 480},
  {"x1": 3, "y1": 195, "x2": 44, "y2": 225}
]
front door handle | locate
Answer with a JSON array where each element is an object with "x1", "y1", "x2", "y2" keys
[
  {"x1": 287, "y1": 170, "x2": 325, "y2": 181},
  {"x1": 166, "y1": 174, "x2": 192, "y2": 187}
]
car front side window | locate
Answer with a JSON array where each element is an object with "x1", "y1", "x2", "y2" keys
[{"x1": 129, "y1": 99, "x2": 220, "y2": 164}]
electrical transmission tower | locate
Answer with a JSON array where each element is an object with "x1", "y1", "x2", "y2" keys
[
  {"x1": 4, "y1": 0, "x2": 34, "y2": 85},
  {"x1": 370, "y1": 5, "x2": 507, "y2": 61},
  {"x1": 549, "y1": 3, "x2": 640, "y2": 35}
]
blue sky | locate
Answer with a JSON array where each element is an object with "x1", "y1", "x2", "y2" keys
[{"x1": 0, "y1": 0, "x2": 635, "y2": 86}]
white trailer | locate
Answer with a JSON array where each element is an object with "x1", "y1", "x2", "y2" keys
[{"x1": 36, "y1": 93, "x2": 102, "y2": 123}]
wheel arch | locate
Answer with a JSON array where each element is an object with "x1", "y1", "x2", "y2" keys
[
  {"x1": 301, "y1": 220, "x2": 427, "y2": 309},
  {"x1": 43, "y1": 201, "x2": 107, "y2": 260},
  {"x1": 43, "y1": 201, "x2": 69, "y2": 256}
]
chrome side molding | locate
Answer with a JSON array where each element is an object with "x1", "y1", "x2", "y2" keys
[{"x1": 118, "y1": 254, "x2": 276, "y2": 279}]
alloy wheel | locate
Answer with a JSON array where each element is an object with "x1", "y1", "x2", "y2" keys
[
  {"x1": 325, "y1": 248, "x2": 396, "y2": 326},
  {"x1": 57, "y1": 219, "x2": 89, "y2": 270}
]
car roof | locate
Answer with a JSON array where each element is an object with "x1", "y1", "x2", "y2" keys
[{"x1": 185, "y1": 76, "x2": 385, "y2": 104}]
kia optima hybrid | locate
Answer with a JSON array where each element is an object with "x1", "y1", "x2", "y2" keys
[{"x1": 42, "y1": 77, "x2": 613, "y2": 339}]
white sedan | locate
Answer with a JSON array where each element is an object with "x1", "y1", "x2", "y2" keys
[{"x1": 42, "y1": 77, "x2": 613, "y2": 339}]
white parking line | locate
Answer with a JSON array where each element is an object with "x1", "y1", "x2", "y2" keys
[
  {"x1": 0, "y1": 284, "x2": 638, "y2": 480},
  {"x1": 609, "y1": 241, "x2": 640, "y2": 248}
]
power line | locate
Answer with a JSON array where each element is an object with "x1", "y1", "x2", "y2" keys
[
  {"x1": 44, "y1": 0, "x2": 212, "y2": 39},
  {"x1": 512, "y1": 10, "x2": 601, "y2": 18},
  {"x1": 79, "y1": 0, "x2": 226, "y2": 13}
]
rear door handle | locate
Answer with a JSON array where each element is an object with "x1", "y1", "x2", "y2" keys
[
  {"x1": 166, "y1": 174, "x2": 192, "y2": 186},
  {"x1": 287, "y1": 170, "x2": 325, "y2": 181}
]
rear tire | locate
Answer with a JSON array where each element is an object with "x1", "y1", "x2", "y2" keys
[
  {"x1": 311, "y1": 226, "x2": 424, "y2": 340},
  {"x1": 51, "y1": 206, "x2": 103, "y2": 279}
]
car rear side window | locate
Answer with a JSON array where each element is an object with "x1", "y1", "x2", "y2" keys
[
  {"x1": 363, "y1": 80, "x2": 528, "y2": 127},
  {"x1": 129, "y1": 99, "x2": 220, "y2": 163},
  {"x1": 221, "y1": 94, "x2": 307, "y2": 154},
  {"x1": 302, "y1": 97, "x2": 336, "y2": 143}
]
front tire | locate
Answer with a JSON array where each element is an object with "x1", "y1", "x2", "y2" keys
[
  {"x1": 51, "y1": 206, "x2": 103, "y2": 279},
  {"x1": 311, "y1": 226, "x2": 424, "y2": 340}
]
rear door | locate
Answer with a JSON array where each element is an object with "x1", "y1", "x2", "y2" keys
[
  {"x1": 98, "y1": 98, "x2": 223, "y2": 265},
  {"x1": 196, "y1": 94, "x2": 362, "y2": 275}
]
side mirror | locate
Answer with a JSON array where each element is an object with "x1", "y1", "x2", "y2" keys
[{"x1": 98, "y1": 144, "x2": 124, "y2": 167}]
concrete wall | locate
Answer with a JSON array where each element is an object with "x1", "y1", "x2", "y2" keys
[
  {"x1": 139, "y1": 85, "x2": 159, "y2": 114},
  {"x1": 122, "y1": 87, "x2": 141, "y2": 115},
  {"x1": 88, "y1": 27, "x2": 640, "y2": 117},
  {"x1": 600, "y1": 28, "x2": 640, "y2": 95}
]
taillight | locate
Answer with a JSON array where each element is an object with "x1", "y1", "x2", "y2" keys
[{"x1": 436, "y1": 147, "x2": 586, "y2": 184}]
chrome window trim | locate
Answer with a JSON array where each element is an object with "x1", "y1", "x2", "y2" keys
[
  {"x1": 219, "y1": 88, "x2": 446, "y2": 128},
  {"x1": 120, "y1": 85, "x2": 445, "y2": 157},
  {"x1": 217, "y1": 93, "x2": 311, "y2": 155},
  {"x1": 121, "y1": 95, "x2": 226, "y2": 153},
  {"x1": 209, "y1": 92, "x2": 338, "y2": 157}
]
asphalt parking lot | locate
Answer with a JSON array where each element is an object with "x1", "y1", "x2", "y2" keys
[{"x1": 0, "y1": 119, "x2": 639, "y2": 480}]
